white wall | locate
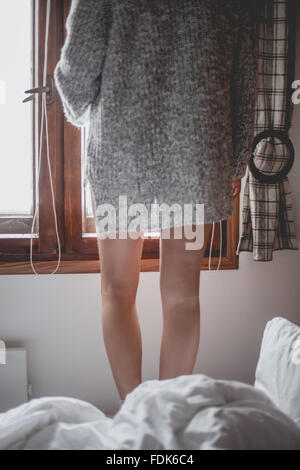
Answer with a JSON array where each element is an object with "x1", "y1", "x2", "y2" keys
[{"x1": 1, "y1": 10, "x2": 300, "y2": 417}]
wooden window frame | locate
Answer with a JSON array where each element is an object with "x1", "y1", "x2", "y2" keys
[{"x1": 0, "y1": 0, "x2": 240, "y2": 275}]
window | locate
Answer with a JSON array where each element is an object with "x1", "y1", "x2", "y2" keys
[
  {"x1": 0, "y1": 0, "x2": 239, "y2": 274},
  {"x1": 0, "y1": 0, "x2": 35, "y2": 236}
]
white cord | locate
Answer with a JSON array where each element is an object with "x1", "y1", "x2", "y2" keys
[
  {"x1": 208, "y1": 221, "x2": 222, "y2": 271},
  {"x1": 217, "y1": 220, "x2": 222, "y2": 270},
  {"x1": 30, "y1": 0, "x2": 61, "y2": 275}
]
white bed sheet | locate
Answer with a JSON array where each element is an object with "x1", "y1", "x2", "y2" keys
[{"x1": 1, "y1": 374, "x2": 300, "y2": 450}]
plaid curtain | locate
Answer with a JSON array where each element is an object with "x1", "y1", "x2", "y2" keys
[{"x1": 236, "y1": 0, "x2": 299, "y2": 261}]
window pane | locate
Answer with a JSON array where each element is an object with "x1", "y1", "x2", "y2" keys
[{"x1": 0, "y1": 0, "x2": 34, "y2": 215}]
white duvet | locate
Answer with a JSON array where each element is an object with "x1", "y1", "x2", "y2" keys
[{"x1": 1, "y1": 374, "x2": 300, "y2": 450}]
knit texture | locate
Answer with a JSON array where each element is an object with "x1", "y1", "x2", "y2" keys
[{"x1": 54, "y1": 0, "x2": 259, "y2": 235}]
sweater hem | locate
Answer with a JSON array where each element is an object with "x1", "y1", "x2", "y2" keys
[{"x1": 88, "y1": 182, "x2": 235, "y2": 237}]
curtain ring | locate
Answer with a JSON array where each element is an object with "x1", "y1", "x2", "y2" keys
[{"x1": 249, "y1": 129, "x2": 294, "y2": 184}]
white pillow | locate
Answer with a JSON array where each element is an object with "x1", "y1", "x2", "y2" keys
[{"x1": 254, "y1": 316, "x2": 300, "y2": 427}]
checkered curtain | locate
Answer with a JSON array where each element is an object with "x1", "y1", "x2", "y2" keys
[{"x1": 236, "y1": 0, "x2": 299, "y2": 261}]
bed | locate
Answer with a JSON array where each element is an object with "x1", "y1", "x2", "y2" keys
[{"x1": 0, "y1": 316, "x2": 299, "y2": 450}]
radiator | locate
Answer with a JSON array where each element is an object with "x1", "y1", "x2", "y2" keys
[{"x1": 0, "y1": 345, "x2": 28, "y2": 413}]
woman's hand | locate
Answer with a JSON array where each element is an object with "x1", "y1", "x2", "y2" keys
[{"x1": 232, "y1": 178, "x2": 241, "y2": 199}]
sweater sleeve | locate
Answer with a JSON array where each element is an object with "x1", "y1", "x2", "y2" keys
[
  {"x1": 230, "y1": 5, "x2": 259, "y2": 179},
  {"x1": 54, "y1": 0, "x2": 111, "y2": 129}
]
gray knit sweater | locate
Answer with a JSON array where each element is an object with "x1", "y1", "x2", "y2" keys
[{"x1": 54, "y1": 0, "x2": 259, "y2": 234}]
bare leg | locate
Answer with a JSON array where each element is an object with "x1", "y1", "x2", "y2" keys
[
  {"x1": 97, "y1": 232, "x2": 145, "y2": 400},
  {"x1": 159, "y1": 223, "x2": 212, "y2": 380}
]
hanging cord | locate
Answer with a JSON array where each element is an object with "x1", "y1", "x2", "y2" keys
[
  {"x1": 27, "y1": 0, "x2": 61, "y2": 275},
  {"x1": 208, "y1": 221, "x2": 222, "y2": 271}
]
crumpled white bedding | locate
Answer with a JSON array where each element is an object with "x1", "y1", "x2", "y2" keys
[{"x1": 1, "y1": 374, "x2": 300, "y2": 450}]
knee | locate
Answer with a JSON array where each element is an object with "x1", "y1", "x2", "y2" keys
[
  {"x1": 101, "y1": 277, "x2": 138, "y2": 307},
  {"x1": 161, "y1": 292, "x2": 200, "y2": 317}
]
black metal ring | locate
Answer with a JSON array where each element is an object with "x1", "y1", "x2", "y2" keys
[{"x1": 248, "y1": 129, "x2": 294, "y2": 183}]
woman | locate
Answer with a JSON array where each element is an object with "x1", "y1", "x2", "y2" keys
[{"x1": 54, "y1": 0, "x2": 259, "y2": 403}]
